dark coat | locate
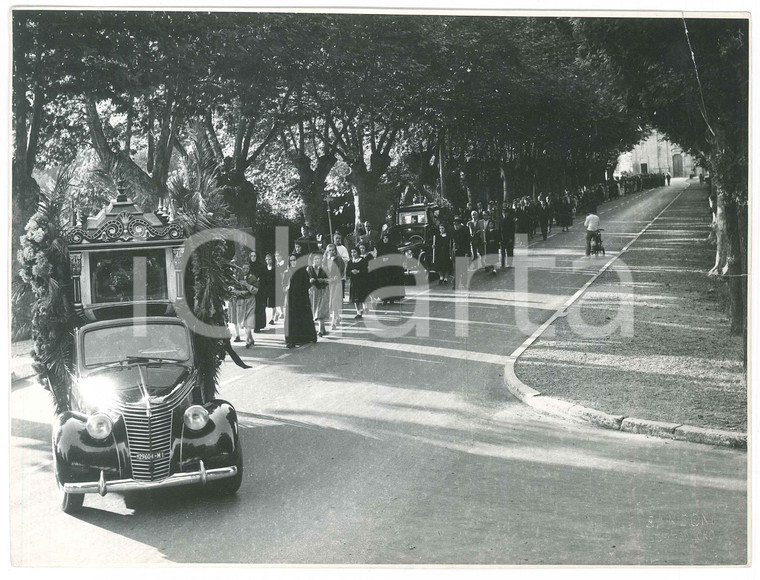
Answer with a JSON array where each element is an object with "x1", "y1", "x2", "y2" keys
[{"x1": 284, "y1": 266, "x2": 317, "y2": 346}]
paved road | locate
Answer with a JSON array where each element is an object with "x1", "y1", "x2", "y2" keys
[{"x1": 10, "y1": 179, "x2": 747, "y2": 565}]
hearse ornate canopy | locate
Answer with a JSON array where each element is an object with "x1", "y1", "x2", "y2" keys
[{"x1": 66, "y1": 190, "x2": 186, "y2": 319}]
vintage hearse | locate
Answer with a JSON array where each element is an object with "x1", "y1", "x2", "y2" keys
[{"x1": 53, "y1": 193, "x2": 242, "y2": 513}]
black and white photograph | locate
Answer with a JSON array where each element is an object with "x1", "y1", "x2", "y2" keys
[{"x1": 6, "y1": 0, "x2": 754, "y2": 571}]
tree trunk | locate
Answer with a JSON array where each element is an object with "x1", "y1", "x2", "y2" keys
[
  {"x1": 152, "y1": 98, "x2": 176, "y2": 188},
  {"x1": 709, "y1": 188, "x2": 729, "y2": 276},
  {"x1": 221, "y1": 178, "x2": 258, "y2": 230},
  {"x1": 84, "y1": 96, "x2": 165, "y2": 201},
  {"x1": 723, "y1": 198, "x2": 745, "y2": 336},
  {"x1": 26, "y1": 84, "x2": 44, "y2": 171},
  {"x1": 204, "y1": 110, "x2": 225, "y2": 168},
  {"x1": 302, "y1": 185, "x2": 328, "y2": 234},
  {"x1": 124, "y1": 98, "x2": 133, "y2": 154},
  {"x1": 147, "y1": 102, "x2": 155, "y2": 174},
  {"x1": 460, "y1": 160, "x2": 478, "y2": 204},
  {"x1": 499, "y1": 163, "x2": 510, "y2": 203},
  {"x1": 11, "y1": 162, "x2": 40, "y2": 338},
  {"x1": 347, "y1": 152, "x2": 391, "y2": 226},
  {"x1": 293, "y1": 152, "x2": 337, "y2": 234},
  {"x1": 737, "y1": 200, "x2": 748, "y2": 367},
  {"x1": 439, "y1": 131, "x2": 447, "y2": 201}
]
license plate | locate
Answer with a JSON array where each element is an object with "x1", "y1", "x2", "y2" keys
[{"x1": 135, "y1": 451, "x2": 166, "y2": 461}]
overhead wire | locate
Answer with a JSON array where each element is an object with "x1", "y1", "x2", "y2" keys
[{"x1": 681, "y1": 15, "x2": 716, "y2": 139}]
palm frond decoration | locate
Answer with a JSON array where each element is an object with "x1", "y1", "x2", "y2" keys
[
  {"x1": 17, "y1": 163, "x2": 78, "y2": 413},
  {"x1": 168, "y1": 121, "x2": 236, "y2": 401}
]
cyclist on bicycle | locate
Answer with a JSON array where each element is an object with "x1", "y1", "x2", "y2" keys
[{"x1": 584, "y1": 206, "x2": 601, "y2": 257}]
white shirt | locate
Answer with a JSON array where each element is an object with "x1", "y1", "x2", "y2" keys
[{"x1": 584, "y1": 214, "x2": 600, "y2": 231}]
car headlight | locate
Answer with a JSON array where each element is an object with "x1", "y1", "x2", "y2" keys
[
  {"x1": 78, "y1": 376, "x2": 116, "y2": 411},
  {"x1": 183, "y1": 405, "x2": 209, "y2": 431},
  {"x1": 86, "y1": 413, "x2": 113, "y2": 440}
]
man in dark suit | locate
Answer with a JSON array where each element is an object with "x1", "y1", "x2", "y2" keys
[
  {"x1": 452, "y1": 217, "x2": 471, "y2": 288},
  {"x1": 499, "y1": 204, "x2": 516, "y2": 268},
  {"x1": 361, "y1": 220, "x2": 381, "y2": 251},
  {"x1": 544, "y1": 194, "x2": 555, "y2": 234},
  {"x1": 538, "y1": 200, "x2": 549, "y2": 241}
]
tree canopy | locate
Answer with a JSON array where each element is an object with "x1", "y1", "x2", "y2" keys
[
  {"x1": 12, "y1": 11, "x2": 656, "y2": 225},
  {"x1": 12, "y1": 10, "x2": 749, "y2": 339}
]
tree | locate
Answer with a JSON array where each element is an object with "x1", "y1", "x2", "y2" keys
[{"x1": 575, "y1": 17, "x2": 748, "y2": 339}]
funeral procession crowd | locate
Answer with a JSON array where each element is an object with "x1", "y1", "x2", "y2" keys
[{"x1": 227, "y1": 172, "x2": 667, "y2": 352}]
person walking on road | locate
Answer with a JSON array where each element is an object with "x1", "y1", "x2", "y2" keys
[
  {"x1": 666, "y1": 172, "x2": 671, "y2": 186},
  {"x1": 545, "y1": 194, "x2": 555, "y2": 234},
  {"x1": 323, "y1": 243, "x2": 345, "y2": 330},
  {"x1": 348, "y1": 246, "x2": 369, "y2": 319},
  {"x1": 538, "y1": 200, "x2": 550, "y2": 241},
  {"x1": 484, "y1": 220, "x2": 500, "y2": 274},
  {"x1": 467, "y1": 210, "x2": 485, "y2": 270},
  {"x1": 249, "y1": 250, "x2": 268, "y2": 333},
  {"x1": 236, "y1": 262, "x2": 259, "y2": 348},
  {"x1": 307, "y1": 253, "x2": 330, "y2": 337},
  {"x1": 361, "y1": 221, "x2": 381, "y2": 251},
  {"x1": 584, "y1": 206, "x2": 601, "y2": 257},
  {"x1": 558, "y1": 195, "x2": 572, "y2": 232},
  {"x1": 433, "y1": 223, "x2": 453, "y2": 284},
  {"x1": 262, "y1": 253, "x2": 277, "y2": 326},
  {"x1": 499, "y1": 204, "x2": 516, "y2": 268},
  {"x1": 284, "y1": 254, "x2": 318, "y2": 348},
  {"x1": 332, "y1": 232, "x2": 350, "y2": 301},
  {"x1": 452, "y1": 217, "x2": 471, "y2": 287},
  {"x1": 376, "y1": 232, "x2": 405, "y2": 303},
  {"x1": 273, "y1": 251, "x2": 286, "y2": 323}
]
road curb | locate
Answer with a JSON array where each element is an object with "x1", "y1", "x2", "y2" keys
[
  {"x1": 502, "y1": 183, "x2": 747, "y2": 451},
  {"x1": 620, "y1": 417, "x2": 680, "y2": 439},
  {"x1": 504, "y1": 359, "x2": 746, "y2": 450}
]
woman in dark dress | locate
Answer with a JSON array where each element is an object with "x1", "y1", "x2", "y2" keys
[
  {"x1": 433, "y1": 223, "x2": 453, "y2": 284},
  {"x1": 262, "y1": 253, "x2": 277, "y2": 325},
  {"x1": 284, "y1": 254, "x2": 318, "y2": 348},
  {"x1": 347, "y1": 247, "x2": 368, "y2": 319},
  {"x1": 249, "y1": 250, "x2": 268, "y2": 333},
  {"x1": 358, "y1": 242, "x2": 375, "y2": 307},
  {"x1": 375, "y1": 232, "x2": 405, "y2": 303},
  {"x1": 484, "y1": 220, "x2": 500, "y2": 274},
  {"x1": 557, "y1": 196, "x2": 570, "y2": 231}
]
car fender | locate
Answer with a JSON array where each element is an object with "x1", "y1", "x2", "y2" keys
[
  {"x1": 53, "y1": 412, "x2": 127, "y2": 484},
  {"x1": 176, "y1": 400, "x2": 240, "y2": 471}
]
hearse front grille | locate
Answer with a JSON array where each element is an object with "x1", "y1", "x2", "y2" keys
[{"x1": 123, "y1": 409, "x2": 173, "y2": 481}]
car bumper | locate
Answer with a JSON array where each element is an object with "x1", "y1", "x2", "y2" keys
[{"x1": 62, "y1": 460, "x2": 237, "y2": 496}]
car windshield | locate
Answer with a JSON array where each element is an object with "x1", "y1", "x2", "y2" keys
[
  {"x1": 83, "y1": 322, "x2": 191, "y2": 368},
  {"x1": 387, "y1": 226, "x2": 427, "y2": 247},
  {"x1": 397, "y1": 210, "x2": 428, "y2": 225}
]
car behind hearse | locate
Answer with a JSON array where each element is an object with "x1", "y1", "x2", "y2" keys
[{"x1": 385, "y1": 202, "x2": 441, "y2": 279}]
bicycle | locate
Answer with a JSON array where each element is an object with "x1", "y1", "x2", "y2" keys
[{"x1": 590, "y1": 229, "x2": 605, "y2": 257}]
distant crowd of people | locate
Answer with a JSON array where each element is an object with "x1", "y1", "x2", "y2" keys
[{"x1": 226, "y1": 172, "x2": 669, "y2": 354}]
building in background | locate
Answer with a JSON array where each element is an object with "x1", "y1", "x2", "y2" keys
[{"x1": 615, "y1": 131, "x2": 701, "y2": 177}]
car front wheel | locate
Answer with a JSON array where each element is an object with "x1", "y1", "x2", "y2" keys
[
  {"x1": 59, "y1": 488, "x2": 84, "y2": 513},
  {"x1": 53, "y1": 452, "x2": 84, "y2": 513}
]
